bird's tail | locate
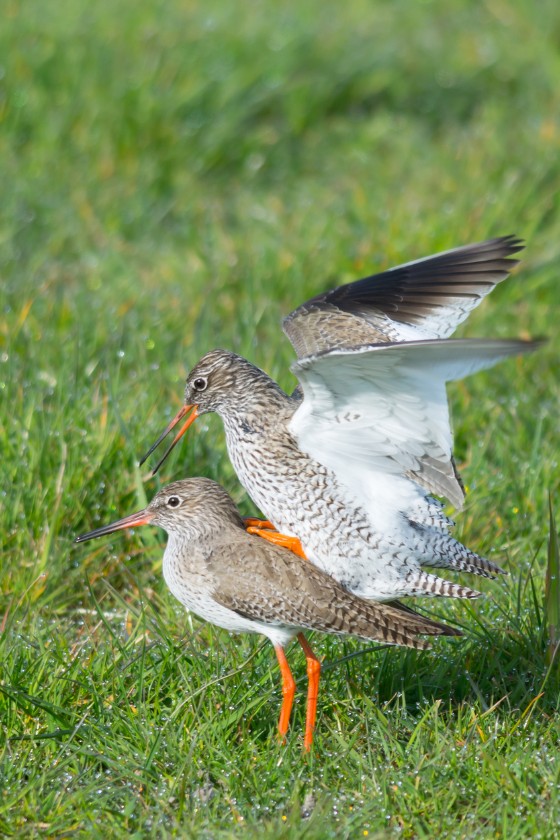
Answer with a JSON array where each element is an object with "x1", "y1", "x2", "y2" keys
[{"x1": 421, "y1": 534, "x2": 505, "y2": 579}]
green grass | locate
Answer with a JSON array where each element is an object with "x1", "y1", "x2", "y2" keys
[{"x1": 1, "y1": 0, "x2": 560, "y2": 835}]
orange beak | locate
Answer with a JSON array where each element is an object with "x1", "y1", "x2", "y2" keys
[
  {"x1": 75, "y1": 507, "x2": 154, "y2": 543},
  {"x1": 138, "y1": 404, "x2": 199, "y2": 475}
]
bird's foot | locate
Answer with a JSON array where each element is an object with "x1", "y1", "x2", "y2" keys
[
  {"x1": 245, "y1": 525, "x2": 307, "y2": 560},
  {"x1": 243, "y1": 517, "x2": 277, "y2": 531}
]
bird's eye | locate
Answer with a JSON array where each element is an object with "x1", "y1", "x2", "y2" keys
[
  {"x1": 167, "y1": 496, "x2": 181, "y2": 508},
  {"x1": 193, "y1": 377, "x2": 208, "y2": 392}
]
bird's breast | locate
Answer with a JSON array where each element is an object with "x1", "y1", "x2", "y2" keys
[{"x1": 223, "y1": 422, "x2": 376, "y2": 554}]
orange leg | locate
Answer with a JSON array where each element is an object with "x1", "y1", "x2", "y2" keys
[
  {"x1": 246, "y1": 527, "x2": 307, "y2": 560},
  {"x1": 243, "y1": 517, "x2": 277, "y2": 531},
  {"x1": 274, "y1": 645, "x2": 296, "y2": 742},
  {"x1": 297, "y1": 633, "x2": 321, "y2": 752}
]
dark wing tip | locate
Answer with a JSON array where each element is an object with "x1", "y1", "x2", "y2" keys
[
  {"x1": 283, "y1": 235, "x2": 526, "y2": 355},
  {"x1": 486, "y1": 233, "x2": 525, "y2": 254},
  {"x1": 439, "y1": 623, "x2": 463, "y2": 637}
]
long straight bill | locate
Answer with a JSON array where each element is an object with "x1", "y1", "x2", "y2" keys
[
  {"x1": 137, "y1": 404, "x2": 199, "y2": 474},
  {"x1": 75, "y1": 508, "x2": 154, "y2": 543}
]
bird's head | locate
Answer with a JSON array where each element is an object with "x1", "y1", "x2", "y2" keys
[
  {"x1": 139, "y1": 349, "x2": 284, "y2": 474},
  {"x1": 75, "y1": 478, "x2": 242, "y2": 544}
]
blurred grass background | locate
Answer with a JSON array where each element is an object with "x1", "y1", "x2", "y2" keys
[{"x1": 1, "y1": 0, "x2": 559, "y2": 836}]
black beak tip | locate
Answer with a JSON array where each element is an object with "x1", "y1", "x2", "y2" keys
[
  {"x1": 151, "y1": 451, "x2": 170, "y2": 476},
  {"x1": 75, "y1": 530, "x2": 101, "y2": 544}
]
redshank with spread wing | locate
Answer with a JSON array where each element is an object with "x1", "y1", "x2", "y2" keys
[{"x1": 140, "y1": 237, "x2": 539, "y2": 601}]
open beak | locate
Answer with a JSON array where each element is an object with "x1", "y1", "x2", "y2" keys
[
  {"x1": 138, "y1": 404, "x2": 199, "y2": 475},
  {"x1": 75, "y1": 508, "x2": 154, "y2": 543}
]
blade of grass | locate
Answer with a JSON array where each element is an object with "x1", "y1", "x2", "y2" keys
[{"x1": 544, "y1": 493, "x2": 560, "y2": 666}]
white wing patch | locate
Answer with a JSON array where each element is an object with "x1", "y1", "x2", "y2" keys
[{"x1": 289, "y1": 339, "x2": 536, "y2": 527}]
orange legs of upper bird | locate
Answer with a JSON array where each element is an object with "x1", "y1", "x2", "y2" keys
[
  {"x1": 274, "y1": 635, "x2": 322, "y2": 752},
  {"x1": 244, "y1": 518, "x2": 307, "y2": 560},
  {"x1": 298, "y1": 633, "x2": 321, "y2": 752},
  {"x1": 243, "y1": 517, "x2": 277, "y2": 531}
]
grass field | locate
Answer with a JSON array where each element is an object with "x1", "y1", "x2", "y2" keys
[{"x1": 1, "y1": 0, "x2": 560, "y2": 836}]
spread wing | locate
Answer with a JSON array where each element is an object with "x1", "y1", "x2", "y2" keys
[
  {"x1": 283, "y1": 236, "x2": 523, "y2": 357},
  {"x1": 289, "y1": 338, "x2": 539, "y2": 513}
]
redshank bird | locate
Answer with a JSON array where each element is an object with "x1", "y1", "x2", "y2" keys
[
  {"x1": 140, "y1": 237, "x2": 539, "y2": 601},
  {"x1": 75, "y1": 478, "x2": 461, "y2": 750}
]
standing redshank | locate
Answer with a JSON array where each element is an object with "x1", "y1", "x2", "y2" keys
[
  {"x1": 75, "y1": 478, "x2": 461, "y2": 750},
  {"x1": 139, "y1": 237, "x2": 539, "y2": 601}
]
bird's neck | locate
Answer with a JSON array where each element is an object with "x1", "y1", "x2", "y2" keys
[{"x1": 222, "y1": 380, "x2": 292, "y2": 434}]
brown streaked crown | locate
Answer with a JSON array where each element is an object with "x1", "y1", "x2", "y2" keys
[{"x1": 184, "y1": 349, "x2": 289, "y2": 417}]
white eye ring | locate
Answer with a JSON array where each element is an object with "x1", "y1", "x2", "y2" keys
[
  {"x1": 193, "y1": 377, "x2": 208, "y2": 391},
  {"x1": 167, "y1": 496, "x2": 181, "y2": 508}
]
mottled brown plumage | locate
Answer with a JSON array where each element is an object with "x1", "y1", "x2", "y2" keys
[{"x1": 76, "y1": 477, "x2": 460, "y2": 750}]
